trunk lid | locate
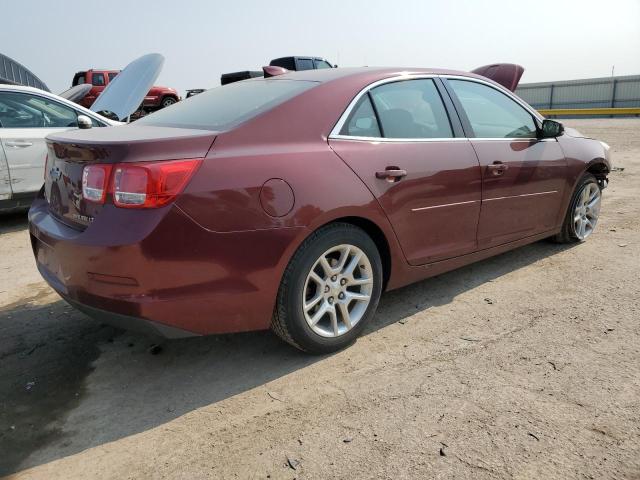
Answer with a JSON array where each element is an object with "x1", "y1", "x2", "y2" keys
[
  {"x1": 471, "y1": 63, "x2": 524, "y2": 92},
  {"x1": 44, "y1": 125, "x2": 216, "y2": 230}
]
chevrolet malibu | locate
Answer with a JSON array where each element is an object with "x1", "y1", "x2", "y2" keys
[{"x1": 29, "y1": 67, "x2": 610, "y2": 353}]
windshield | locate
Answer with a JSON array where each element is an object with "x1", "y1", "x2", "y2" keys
[{"x1": 137, "y1": 79, "x2": 317, "y2": 131}]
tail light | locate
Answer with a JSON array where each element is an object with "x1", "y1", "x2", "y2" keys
[
  {"x1": 82, "y1": 164, "x2": 113, "y2": 203},
  {"x1": 113, "y1": 159, "x2": 201, "y2": 208},
  {"x1": 81, "y1": 159, "x2": 201, "y2": 208}
]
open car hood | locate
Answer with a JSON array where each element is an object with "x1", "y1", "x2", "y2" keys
[
  {"x1": 59, "y1": 83, "x2": 92, "y2": 103},
  {"x1": 90, "y1": 53, "x2": 164, "y2": 121},
  {"x1": 471, "y1": 63, "x2": 524, "y2": 92}
]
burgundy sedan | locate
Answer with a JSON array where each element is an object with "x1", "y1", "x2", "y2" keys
[{"x1": 29, "y1": 67, "x2": 610, "y2": 353}]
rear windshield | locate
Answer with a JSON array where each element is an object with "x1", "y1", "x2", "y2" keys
[{"x1": 137, "y1": 79, "x2": 317, "y2": 131}]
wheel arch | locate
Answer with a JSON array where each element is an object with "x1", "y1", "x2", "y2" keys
[
  {"x1": 586, "y1": 159, "x2": 610, "y2": 185},
  {"x1": 278, "y1": 211, "x2": 398, "y2": 295},
  {"x1": 325, "y1": 215, "x2": 392, "y2": 290}
]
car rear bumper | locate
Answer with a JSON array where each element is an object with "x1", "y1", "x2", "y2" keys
[
  {"x1": 28, "y1": 196, "x2": 304, "y2": 337},
  {"x1": 61, "y1": 292, "x2": 196, "y2": 338}
]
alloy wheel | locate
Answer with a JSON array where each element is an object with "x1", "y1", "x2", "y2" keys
[
  {"x1": 302, "y1": 244, "x2": 373, "y2": 337},
  {"x1": 574, "y1": 182, "x2": 601, "y2": 240}
]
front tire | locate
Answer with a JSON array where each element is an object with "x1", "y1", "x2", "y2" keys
[
  {"x1": 161, "y1": 96, "x2": 177, "y2": 108},
  {"x1": 554, "y1": 173, "x2": 602, "y2": 243},
  {"x1": 272, "y1": 223, "x2": 383, "y2": 354}
]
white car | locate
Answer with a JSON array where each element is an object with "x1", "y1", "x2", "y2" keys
[
  {"x1": 0, "y1": 53, "x2": 166, "y2": 213},
  {"x1": 0, "y1": 85, "x2": 119, "y2": 211}
]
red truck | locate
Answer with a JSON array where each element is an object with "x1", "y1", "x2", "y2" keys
[{"x1": 71, "y1": 69, "x2": 179, "y2": 111}]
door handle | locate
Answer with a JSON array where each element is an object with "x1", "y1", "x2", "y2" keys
[
  {"x1": 5, "y1": 141, "x2": 33, "y2": 148},
  {"x1": 486, "y1": 161, "x2": 508, "y2": 176},
  {"x1": 376, "y1": 167, "x2": 407, "y2": 182}
]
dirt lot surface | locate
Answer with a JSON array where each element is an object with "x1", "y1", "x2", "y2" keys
[{"x1": 1, "y1": 119, "x2": 639, "y2": 479}]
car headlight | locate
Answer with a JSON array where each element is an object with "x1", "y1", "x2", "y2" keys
[{"x1": 600, "y1": 141, "x2": 610, "y2": 151}]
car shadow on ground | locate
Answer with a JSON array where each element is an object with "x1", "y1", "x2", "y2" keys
[
  {"x1": 0, "y1": 238, "x2": 576, "y2": 475},
  {"x1": 0, "y1": 210, "x2": 29, "y2": 235}
]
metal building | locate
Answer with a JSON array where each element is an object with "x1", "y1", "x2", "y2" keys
[
  {"x1": 0, "y1": 52, "x2": 49, "y2": 92},
  {"x1": 516, "y1": 74, "x2": 640, "y2": 110}
]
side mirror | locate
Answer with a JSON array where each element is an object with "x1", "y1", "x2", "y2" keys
[
  {"x1": 77, "y1": 115, "x2": 93, "y2": 129},
  {"x1": 540, "y1": 119, "x2": 564, "y2": 138}
]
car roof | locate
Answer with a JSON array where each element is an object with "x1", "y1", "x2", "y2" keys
[
  {"x1": 272, "y1": 56, "x2": 328, "y2": 61},
  {"x1": 269, "y1": 66, "x2": 483, "y2": 83},
  {"x1": 0, "y1": 83, "x2": 58, "y2": 95}
]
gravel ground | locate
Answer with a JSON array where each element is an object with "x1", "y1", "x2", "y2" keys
[{"x1": 1, "y1": 119, "x2": 639, "y2": 479}]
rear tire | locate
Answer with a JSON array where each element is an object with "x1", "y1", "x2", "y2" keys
[
  {"x1": 271, "y1": 223, "x2": 383, "y2": 354},
  {"x1": 553, "y1": 173, "x2": 602, "y2": 243}
]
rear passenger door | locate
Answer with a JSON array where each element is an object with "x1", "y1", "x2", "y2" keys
[
  {"x1": 444, "y1": 78, "x2": 567, "y2": 248},
  {"x1": 0, "y1": 140, "x2": 10, "y2": 200},
  {"x1": 329, "y1": 77, "x2": 482, "y2": 265}
]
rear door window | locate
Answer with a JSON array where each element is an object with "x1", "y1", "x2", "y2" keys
[
  {"x1": 296, "y1": 58, "x2": 314, "y2": 70},
  {"x1": 448, "y1": 79, "x2": 537, "y2": 138},
  {"x1": 270, "y1": 58, "x2": 296, "y2": 70},
  {"x1": 339, "y1": 94, "x2": 381, "y2": 137},
  {"x1": 369, "y1": 79, "x2": 453, "y2": 139}
]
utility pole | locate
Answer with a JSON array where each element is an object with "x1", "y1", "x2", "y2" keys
[{"x1": 611, "y1": 65, "x2": 615, "y2": 77}]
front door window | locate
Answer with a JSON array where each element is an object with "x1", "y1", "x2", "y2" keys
[{"x1": 448, "y1": 79, "x2": 537, "y2": 138}]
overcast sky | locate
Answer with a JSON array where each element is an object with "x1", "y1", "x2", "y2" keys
[{"x1": 2, "y1": 0, "x2": 639, "y2": 96}]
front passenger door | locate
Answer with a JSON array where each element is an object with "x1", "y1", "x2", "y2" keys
[
  {"x1": 445, "y1": 78, "x2": 567, "y2": 249},
  {"x1": 0, "y1": 91, "x2": 80, "y2": 195}
]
